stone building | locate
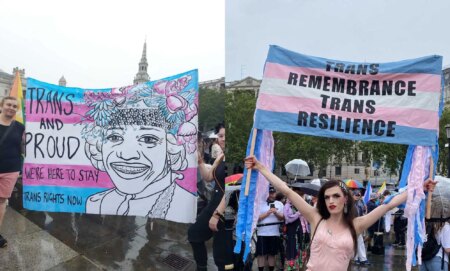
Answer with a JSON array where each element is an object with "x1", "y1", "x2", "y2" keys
[
  {"x1": 0, "y1": 67, "x2": 26, "y2": 100},
  {"x1": 199, "y1": 77, "x2": 225, "y2": 91},
  {"x1": 226, "y1": 76, "x2": 261, "y2": 92},
  {"x1": 444, "y1": 66, "x2": 450, "y2": 105}
]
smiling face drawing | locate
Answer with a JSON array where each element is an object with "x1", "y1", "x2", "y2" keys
[{"x1": 102, "y1": 125, "x2": 168, "y2": 194}]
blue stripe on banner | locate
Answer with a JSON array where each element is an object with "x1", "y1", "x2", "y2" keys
[
  {"x1": 399, "y1": 146, "x2": 415, "y2": 189},
  {"x1": 27, "y1": 69, "x2": 199, "y2": 104},
  {"x1": 23, "y1": 186, "x2": 107, "y2": 213},
  {"x1": 254, "y1": 109, "x2": 437, "y2": 146},
  {"x1": 266, "y1": 45, "x2": 443, "y2": 75},
  {"x1": 26, "y1": 78, "x2": 111, "y2": 104}
]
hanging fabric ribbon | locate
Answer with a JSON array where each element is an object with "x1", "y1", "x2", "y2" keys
[{"x1": 234, "y1": 129, "x2": 274, "y2": 260}]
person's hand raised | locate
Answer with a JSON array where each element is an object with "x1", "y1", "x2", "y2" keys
[
  {"x1": 244, "y1": 155, "x2": 262, "y2": 170},
  {"x1": 211, "y1": 153, "x2": 224, "y2": 169},
  {"x1": 423, "y1": 178, "x2": 438, "y2": 192}
]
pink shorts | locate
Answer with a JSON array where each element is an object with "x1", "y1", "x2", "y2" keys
[{"x1": 0, "y1": 172, "x2": 20, "y2": 199}]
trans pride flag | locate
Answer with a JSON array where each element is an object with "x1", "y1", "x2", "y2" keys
[
  {"x1": 235, "y1": 46, "x2": 443, "y2": 265},
  {"x1": 23, "y1": 70, "x2": 199, "y2": 223},
  {"x1": 255, "y1": 45, "x2": 442, "y2": 146}
]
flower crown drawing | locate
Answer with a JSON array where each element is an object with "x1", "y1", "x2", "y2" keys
[{"x1": 81, "y1": 75, "x2": 198, "y2": 154}]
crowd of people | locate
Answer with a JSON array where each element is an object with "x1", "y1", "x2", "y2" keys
[
  {"x1": 1, "y1": 97, "x2": 449, "y2": 271},
  {"x1": 189, "y1": 122, "x2": 447, "y2": 271}
]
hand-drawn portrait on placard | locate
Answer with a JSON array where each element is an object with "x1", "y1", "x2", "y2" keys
[{"x1": 81, "y1": 73, "x2": 198, "y2": 220}]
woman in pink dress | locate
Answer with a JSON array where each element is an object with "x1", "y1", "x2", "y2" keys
[{"x1": 244, "y1": 156, "x2": 436, "y2": 271}]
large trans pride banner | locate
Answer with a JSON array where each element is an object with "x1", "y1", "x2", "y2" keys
[
  {"x1": 234, "y1": 46, "x2": 444, "y2": 262},
  {"x1": 23, "y1": 70, "x2": 198, "y2": 223},
  {"x1": 255, "y1": 45, "x2": 442, "y2": 146}
]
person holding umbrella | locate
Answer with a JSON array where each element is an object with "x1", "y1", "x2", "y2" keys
[{"x1": 244, "y1": 155, "x2": 437, "y2": 271}]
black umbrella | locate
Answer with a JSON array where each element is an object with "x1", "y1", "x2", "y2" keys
[{"x1": 290, "y1": 182, "x2": 321, "y2": 196}]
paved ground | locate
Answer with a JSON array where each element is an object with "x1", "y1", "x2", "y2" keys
[
  {"x1": 1, "y1": 186, "x2": 430, "y2": 270},
  {"x1": 2, "y1": 186, "x2": 217, "y2": 271}
]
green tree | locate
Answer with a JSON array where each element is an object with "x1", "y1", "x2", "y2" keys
[
  {"x1": 358, "y1": 141, "x2": 407, "y2": 179},
  {"x1": 273, "y1": 133, "x2": 356, "y2": 178},
  {"x1": 224, "y1": 89, "x2": 257, "y2": 163},
  {"x1": 198, "y1": 88, "x2": 225, "y2": 132},
  {"x1": 438, "y1": 107, "x2": 450, "y2": 176}
]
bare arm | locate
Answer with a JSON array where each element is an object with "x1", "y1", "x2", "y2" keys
[
  {"x1": 245, "y1": 156, "x2": 320, "y2": 226},
  {"x1": 273, "y1": 209, "x2": 284, "y2": 221},
  {"x1": 209, "y1": 196, "x2": 226, "y2": 232},
  {"x1": 198, "y1": 153, "x2": 224, "y2": 182},
  {"x1": 354, "y1": 191, "x2": 406, "y2": 234},
  {"x1": 258, "y1": 208, "x2": 274, "y2": 222},
  {"x1": 258, "y1": 207, "x2": 284, "y2": 222},
  {"x1": 354, "y1": 179, "x2": 437, "y2": 235}
]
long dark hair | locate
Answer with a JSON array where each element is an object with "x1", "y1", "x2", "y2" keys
[
  {"x1": 214, "y1": 122, "x2": 225, "y2": 134},
  {"x1": 316, "y1": 180, "x2": 357, "y2": 254}
]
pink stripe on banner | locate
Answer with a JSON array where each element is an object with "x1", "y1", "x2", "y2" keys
[
  {"x1": 257, "y1": 94, "x2": 438, "y2": 130},
  {"x1": 263, "y1": 63, "x2": 441, "y2": 92},
  {"x1": 23, "y1": 163, "x2": 114, "y2": 188},
  {"x1": 25, "y1": 101, "x2": 91, "y2": 123},
  {"x1": 175, "y1": 167, "x2": 197, "y2": 194},
  {"x1": 23, "y1": 163, "x2": 197, "y2": 193}
]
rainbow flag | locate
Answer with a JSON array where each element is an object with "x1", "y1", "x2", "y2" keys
[
  {"x1": 9, "y1": 71, "x2": 25, "y2": 124},
  {"x1": 254, "y1": 45, "x2": 442, "y2": 146}
]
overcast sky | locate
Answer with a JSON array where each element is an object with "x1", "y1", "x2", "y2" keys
[
  {"x1": 0, "y1": 0, "x2": 224, "y2": 88},
  {"x1": 226, "y1": 0, "x2": 450, "y2": 82}
]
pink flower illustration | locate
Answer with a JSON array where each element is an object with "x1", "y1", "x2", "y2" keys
[
  {"x1": 184, "y1": 103, "x2": 197, "y2": 122},
  {"x1": 153, "y1": 81, "x2": 167, "y2": 95},
  {"x1": 167, "y1": 95, "x2": 188, "y2": 113},
  {"x1": 177, "y1": 122, "x2": 197, "y2": 154}
]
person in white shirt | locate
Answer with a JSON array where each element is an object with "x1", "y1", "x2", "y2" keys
[
  {"x1": 420, "y1": 221, "x2": 450, "y2": 271},
  {"x1": 256, "y1": 187, "x2": 284, "y2": 271}
]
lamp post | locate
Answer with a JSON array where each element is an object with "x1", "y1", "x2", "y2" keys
[{"x1": 446, "y1": 124, "x2": 450, "y2": 178}]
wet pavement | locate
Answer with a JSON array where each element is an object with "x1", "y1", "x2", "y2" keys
[
  {"x1": 3, "y1": 185, "x2": 216, "y2": 270},
  {"x1": 1, "y1": 185, "x2": 426, "y2": 270}
]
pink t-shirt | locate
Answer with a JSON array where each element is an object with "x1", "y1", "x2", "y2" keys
[{"x1": 307, "y1": 219, "x2": 354, "y2": 271}]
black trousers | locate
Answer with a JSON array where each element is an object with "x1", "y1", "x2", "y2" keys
[
  {"x1": 285, "y1": 220, "x2": 300, "y2": 260},
  {"x1": 188, "y1": 209, "x2": 234, "y2": 270},
  {"x1": 394, "y1": 230, "x2": 406, "y2": 245}
]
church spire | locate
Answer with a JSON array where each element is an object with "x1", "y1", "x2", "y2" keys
[{"x1": 133, "y1": 40, "x2": 150, "y2": 84}]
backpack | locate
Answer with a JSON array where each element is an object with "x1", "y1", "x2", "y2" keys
[{"x1": 421, "y1": 224, "x2": 441, "y2": 261}]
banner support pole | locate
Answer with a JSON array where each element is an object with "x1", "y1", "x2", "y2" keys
[
  {"x1": 425, "y1": 156, "x2": 433, "y2": 219},
  {"x1": 245, "y1": 128, "x2": 258, "y2": 196}
]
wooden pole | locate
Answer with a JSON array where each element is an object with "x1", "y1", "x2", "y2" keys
[
  {"x1": 425, "y1": 156, "x2": 433, "y2": 219},
  {"x1": 245, "y1": 128, "x2": 258, "y2": 196}
]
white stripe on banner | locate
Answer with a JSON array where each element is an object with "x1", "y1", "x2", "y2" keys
[{"x1": 259, "y1": 78, "x2": 440, "y2": 112}]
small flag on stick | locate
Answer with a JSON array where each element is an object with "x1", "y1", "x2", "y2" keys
[
  {"x1": 363, "y1": 181, "x2": 372, "y2": 204},
  {"x1": 9, "y1": 71, "x2": 25, "y2": 124}
]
